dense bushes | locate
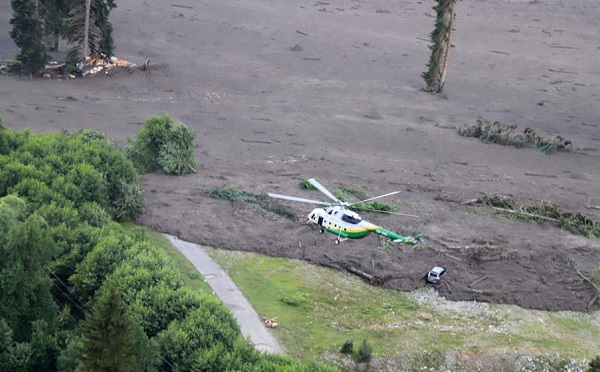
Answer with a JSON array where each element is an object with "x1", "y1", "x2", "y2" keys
[
  {"x1": 0, "y1": 125, "x2": 144, "y2": 219},
  {"x1": 126, "y1": 113, "x2": 197, "y2": 175},
  {"x1": 0, "y1": 124, "x2": 336, "y2": 371}
]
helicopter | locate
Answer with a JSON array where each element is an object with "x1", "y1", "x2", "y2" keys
[{"x1": 269, "y1": 178, "x2": 423, "y2": 245}]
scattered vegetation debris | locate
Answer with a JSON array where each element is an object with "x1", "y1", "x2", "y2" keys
[
  {"x1": 205, "y1": 187, "x2": 298, "y2": 221},
  {"x1": 470, "y1": 194, "x2": 600, "y2": 238},
  {"x1": 299, "y1": 178, "x2": 317, "y2": 190},
  {"x1": 458, "y1": 118, "x2": 572, "y2": 153},
  {"x1": 334, "y1": 190, "x2": 398, "y2": 214}
]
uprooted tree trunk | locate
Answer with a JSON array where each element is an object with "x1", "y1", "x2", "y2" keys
[
  {"x1": 422, "y1": 0, "x2": 458, "y2": 93},
  {"x1": 83, "y1": 0, "x2": 90, "y2": 56}
]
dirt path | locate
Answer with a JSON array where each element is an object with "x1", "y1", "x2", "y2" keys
[{"x1": 164, "y1": 234, "x2": 282, "y2": 354}]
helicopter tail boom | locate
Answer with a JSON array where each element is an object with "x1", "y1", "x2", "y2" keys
[{"x1": 374, "y1": 228, "x2": 422, "y2": 246}]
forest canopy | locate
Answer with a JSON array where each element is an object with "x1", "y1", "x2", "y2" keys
[{"x1": 0, "y1": 121, "x2": 335, "y2": 371}]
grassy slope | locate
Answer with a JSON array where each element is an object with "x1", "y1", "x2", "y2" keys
[{"x1": 203, "y1": 248, "x2": 599, "y2": 364}]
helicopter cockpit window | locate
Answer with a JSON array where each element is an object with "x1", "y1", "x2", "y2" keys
[{"x1": 341, "y1": 213, "x2": 361, "y2": 224}]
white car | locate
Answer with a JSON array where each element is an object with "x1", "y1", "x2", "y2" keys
[{"x1": 427, "y1": 266, "x2": 447, "y2": 284}]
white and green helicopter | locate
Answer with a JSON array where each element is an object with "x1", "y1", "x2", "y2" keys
[{"x1": 269, "y1": 178, "x2": 423, "y2": 245}]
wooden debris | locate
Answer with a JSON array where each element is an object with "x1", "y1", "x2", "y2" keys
[
  {"x1": 444, "y1": 253, "x2": 462, "y2": 261},
  {"x1": 469, "y1": 275, "x2": 489, "y2": 287},
  {"x1": 443, "y1": 280, "x2": 452, "y2": 293},
  {"x1": 524, "y1": 172, "x2": 557, "y2": 178},
  {"x1": 548, "y1": 68, "x2": 578, "y2": 74},
  {"x1": 344, "y1": 265, "x2": 384, "y2": 286},
  {"x1": 587, "y1": 295, "x2": 598, "y2": 310},
  {"x1": 460, "y1": 198, "x2": 480, "y2": 206},
  {"x1": 576, "y1": 269, "x2": 599, "y2": 291},
  {"x1": 490, "y1": 206, "x2": 560, "y2": 222},
  {"x1": 240, "y1": 138, "x2": 272, "y2": 144}
]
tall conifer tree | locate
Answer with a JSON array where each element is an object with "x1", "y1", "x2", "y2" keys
[
  {"x1": 422, "y1": 0, "x2": 458, "y2": 93},
  {"x1": 77, "y1": 285, "x2": 141, "y2": 372},
  {"x1": 10, "y1": 0, "x2": 50, "y2": 75}
]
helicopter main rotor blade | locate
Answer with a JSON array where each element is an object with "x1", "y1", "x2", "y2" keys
[
  {"x1": 307, "y1": 178, "x2": 344, "y2": 204},
  {"x1": 369, "y1": 209, "x2": 420, "y2": 218},
  {"x1": 350, "y1": 191, "x2": 401, "y2": 206},
  {"x1": 268, "y1": 193, "x2": 332, "y2": 206}
]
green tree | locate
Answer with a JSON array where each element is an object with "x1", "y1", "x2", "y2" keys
[
  {"x1": 29, "y1": 320, "x2": 59, "y2": 371},
  {"x1": 66, "y1": 0, "x2": 117, "y2": 59},
  {"x1": 10, "y1": 0, "x2": 50, "y2": 75},
  {"x1": 77, "y1": 284, "x2": 151, "y2": 372},
  {"x1": 355, "y1": 339, "x2": 373, "y2": 363},
  {"x1": 589, "y1": 356, "x2": 600, "y2": 372},
  {"x1": 422, "y1": 0, "x2": 459, "y2": 93},
  {"x1": 0, "y1": 208, "x2": 57, "y2": 341}
]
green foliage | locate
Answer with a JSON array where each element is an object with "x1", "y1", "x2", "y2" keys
[
  {"x1": 0, "y1": 208, "x2": 57, "y2": 341},
  {"x1": 126, "y1": 113, "x2": 197, "y2": 175},
  {"x1": 299, "y1": 178, "x2": 317, "y2": 190},
  {"x1": 0, "y1": 120, "x2": 10, "y2": 156},
  {"x1": 422, "y1": 0, "x2": 458, "y2": 93},
  {"x1": 334, "y1": 190, "x2": 397, "y2": 214},
  {"x1": 279, "y1": 292, "x2": 310, "y2": 307},
  {"x1": 69, "y1": 223, "x2": 134, "y2": 301},
  {"x1": 29, "y1": 320, "x2": 59, "y2": 371},
  {"x1": 478, "y1": 194, "x2": 600, "y2": 238},
  {"x1": 0, "y1": 128, "x2": 144, "y2": 220},
  {"x1": 206, "y1": 187, "x2": 298, "y2": 221},
  {"x1": 156, "y1": 297, "x2": 240, "y2": 370},
  {"x1": 66, "y1": 0, "x2": 117, "y2": 58},
  {"x1": 459, "y1": 118, "x2": 572, "y2": 153},
  {"x1": 588, "y1": 356, "x2": 600, "y2": 372},
  {"x1": 355, "y1": 339, "x2": 373, "y2": 363},
  {"x1": 9, "y1": 0, "x2": 50, "y2": 75},
  {"x1": 65, "y1": 163, "x2": 109, "y2": 208},
  {"x1": 158, "y1": 122, "x2": 197, "y2": 175},
  {"x1": 340, "y1": 340, "x2": 353, "y2": 354},
  {"x1": 588, "y1": 266, "x2": 600, "y2": 295},
  {"x1": 78, "y1": 202, "x2": 111, "y2": 227},
  {"x1": 206, "y1": 186, "x2": 260, "y2": 203},
  {"x1": 56, "y1": 336, "x2": 82, "y2": 372},
  {"x1": 40, "y1": 0, "x2": 71, "y2": 51},
  {"x1": 78, "y1": 284, "x2": 156, "y2": 372}
]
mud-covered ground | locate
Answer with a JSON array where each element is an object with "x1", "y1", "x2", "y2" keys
[{"x1": 1, "y1": 0, "x2": 599, "y2": 311}]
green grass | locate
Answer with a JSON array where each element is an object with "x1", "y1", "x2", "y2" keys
[
  {"x1": 139, "y1": 228, "x2": 598, "y2": 369},
  {"x1": 203, "y1": 248, "x2": 600, "y2": 365}
]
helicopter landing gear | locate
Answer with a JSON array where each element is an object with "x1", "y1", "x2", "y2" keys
[
  {"x1": 335, "y1": 238, "x2": 340, "y2": 245},
  {"x1": 319, "y1": 228, "x2": 324, "y2": 234}
]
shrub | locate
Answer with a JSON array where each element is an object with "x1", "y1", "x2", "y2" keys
[
  {"x1": 355, "y1": 339, "x2": 373, "y2": 363},
  {"x1": 340, "y1": 339, "x2": 353, "y2": 354},
  {"x1": 127, "y1": 114, "x2": 197, "y2": 175},
  {"x1": 589, "y1": 356, "x2": 600, "y2": 372}
]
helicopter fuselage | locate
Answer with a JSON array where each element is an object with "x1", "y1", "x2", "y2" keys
[
  {"x1": 308, "y1": 206, "x2": 375, "y2": 239},
  {"x1": 306, "y1": 205, "x2": 420, "y2": 245}
]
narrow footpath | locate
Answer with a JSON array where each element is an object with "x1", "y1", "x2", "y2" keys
[{"x1": 164, "y1": 234, "x2": 283, "y2": 354}]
